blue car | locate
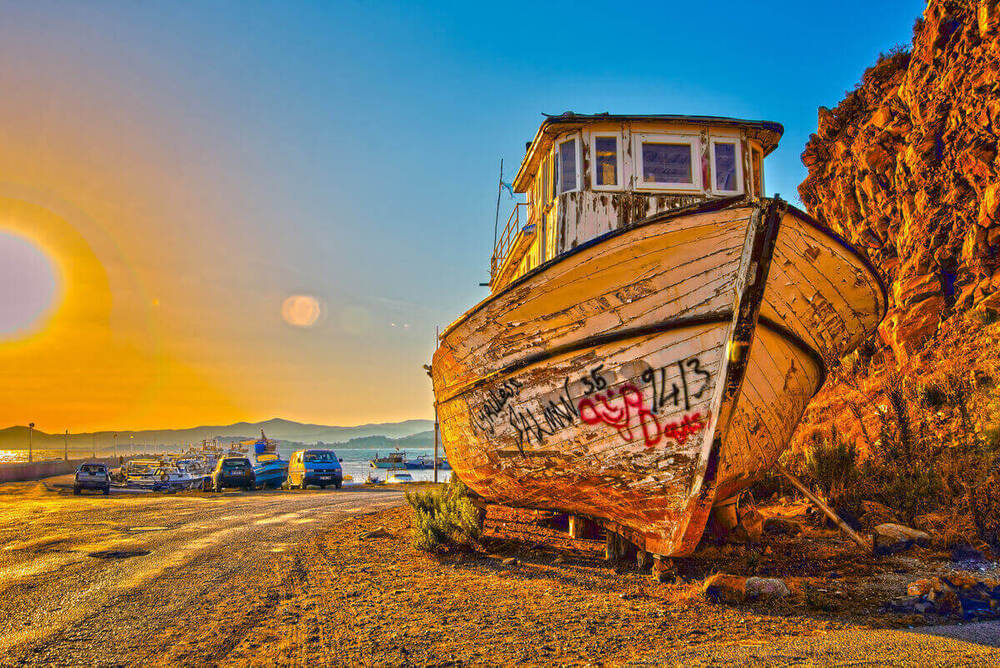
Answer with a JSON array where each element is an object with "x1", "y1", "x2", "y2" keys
[{"x1": 287, "y1": 449, "x2": 343, "y2": 489}]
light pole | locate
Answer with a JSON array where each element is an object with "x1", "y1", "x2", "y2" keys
[
  {"x1": 64, "y1": 429, "x2": 68, "y2": 461},
  {"x1": 113, "y1": 432, "x2": 118, "y2": 460},
  {"x1": 27, "y1": 422, "x2": 34, "y2": 463}
]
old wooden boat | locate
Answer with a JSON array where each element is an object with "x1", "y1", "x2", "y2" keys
[{"x1": 431, "y1": 113, "x2": 887, "y2": 558}]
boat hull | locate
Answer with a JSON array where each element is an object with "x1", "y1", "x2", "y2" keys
[
  {"x1": 371, "y1": 461, "x2": 407, "y2": 469},
  {"x1": 253, "y1": 462, "x2": 288, "y2": 488},
  {"x1": 432, "y1": 199, "x2": 885, "y2": 557}
]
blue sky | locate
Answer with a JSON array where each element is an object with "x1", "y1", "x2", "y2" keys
[{"x1": 0, "y1": 1, "x2": 922, "y2": 428}]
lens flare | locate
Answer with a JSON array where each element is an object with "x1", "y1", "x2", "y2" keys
[
  {"x1": 0, "y1": 231, "x2": 59, "y2": 339},
  {"x1": 281, "y1": 294, "x2": 322, "y2": 328}
]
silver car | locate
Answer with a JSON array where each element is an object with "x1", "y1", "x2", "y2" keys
[{"x1": 74, "y1": 463, "x2": 111, "y2": 496}]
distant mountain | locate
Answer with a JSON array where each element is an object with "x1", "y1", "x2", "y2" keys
[
  {"x1": 0, "y1": 418, "x2": 433, "y2": 452},
  {"x1": 321, "y1": 430, "x2": 434, "y2": 450}
]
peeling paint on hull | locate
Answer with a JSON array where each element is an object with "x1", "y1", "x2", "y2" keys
[{"x1": 432, "y1": 199, "x2": 886, "y2": 557}]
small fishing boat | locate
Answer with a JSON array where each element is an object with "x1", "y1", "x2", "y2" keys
[
  {"x1": 369, "y1": 450, "x2": 407, "y2": 470},
  {"x1": 242, "y1": 430, "x2": 288, "y2": 489},
  {"x1": 431, "y1": 113, "x2": 886, "y2": 559},
  {"x1": 405, "y1": 454, "x2": 451, "y2": 470},
  {"x1": 122, "y1": 459, "x2": 200, "y2": 491}
]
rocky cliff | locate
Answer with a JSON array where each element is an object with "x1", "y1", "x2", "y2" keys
[{"x1": 799, "y1": 0, "x2": 1000, "y2": 363}]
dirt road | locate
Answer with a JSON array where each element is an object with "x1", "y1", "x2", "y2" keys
[{"x1": 0, "y1": 479, "x2": 404, "y2": 665}]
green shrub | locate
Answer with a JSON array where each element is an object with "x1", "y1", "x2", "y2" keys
[
  {"x1": 804, "y1": 426, "x2": 858, "y2": 502},
  {"x1": 406, "y1": 478, "x2": 483, "y2": 552},
  {"x1": 968, "y1": 474, "x2": 1000, "y2": 549}
]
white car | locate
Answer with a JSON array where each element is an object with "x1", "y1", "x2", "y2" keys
[
  {"x1": 74, "y1": 463, "x2": 111, "y2": 495},
  {"x1": 385, "y1": 472, "x2": 414, "y2": 484}
]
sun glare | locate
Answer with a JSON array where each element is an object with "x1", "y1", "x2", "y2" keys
[
  {"x1": 281, "y1": 294, "x2": 322, "y2": 328},
  {"x1": 0, "y1": 230, "x2": 59, "y2": 340}
]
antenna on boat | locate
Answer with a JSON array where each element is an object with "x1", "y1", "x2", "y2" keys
[
  {"x1": 480, "y1": 158, "x2": 505, "y2": 288},
  {"x1": 493, "y1": 157, "x2": 503, "y2": 254}
]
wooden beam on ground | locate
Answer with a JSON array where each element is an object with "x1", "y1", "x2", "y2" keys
[{"x1": 777, "y1": 464, "x2": 870, "y2": 550}]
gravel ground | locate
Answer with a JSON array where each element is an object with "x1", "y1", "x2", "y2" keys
[
  {"x1": 1, "y1": 479, "x2": 998, "y2": 665},
  {"x1": 0, "y1": 477, "x2": 404, "y2": 665}
]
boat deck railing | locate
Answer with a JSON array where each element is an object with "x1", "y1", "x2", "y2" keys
[{"x1": 491, "y1": 202, "x2": 529, "y2": 283}]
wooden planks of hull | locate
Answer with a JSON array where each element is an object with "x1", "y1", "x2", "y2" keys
[
  {"x1": 434, "y1": 207, "x2": 754, "y2": 400},
  {"x1": 433, "y1": 198, "x2": 886, "y2": 558},
  {"x1": 715, "y1": 323, "x2": 823, "y2": 501},
  {"x1": 760, "y1": 210, "x2": 886, "y2": 363},
  {"x1": 437, "y1": 320, "x2": 728, "y2": 556}
]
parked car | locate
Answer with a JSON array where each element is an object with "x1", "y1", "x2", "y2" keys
[
  {"x1": 208, "y1": 457, "x2": 255, "y2": 491},
  {"x1": 385, "y1": 472, "x2": 414, "y2": 484},
  {"x1": 287, "y1": 449, "x2": 343, "y2": 489},
  {"x1": 74, "y1": 462, "x2": 111, "y2": 495}
]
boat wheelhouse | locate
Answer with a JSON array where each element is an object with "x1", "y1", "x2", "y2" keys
[
  {"x1": 490, "y1": 113, "x2": 779, "y2": 291},
  {"x1": 432, "y1": 112, "x2": 887, "y2": 560}
]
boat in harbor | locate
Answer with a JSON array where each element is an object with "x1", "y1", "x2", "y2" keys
[
  {"x1": 242, "y1": 430, "x2": 288, "y2": 489},
  {"x1": 430, "y1": 113, "x2": 887, "y2": 559},
  {"x1": 120, "y1": 458, "x2": 200, "y2": 491},
  {"x1": 405, "y1": 454, "x2": 451, "y2": 470},
  {"x1": 369, "y1": 450, "x2": 407, "y2": 470}
]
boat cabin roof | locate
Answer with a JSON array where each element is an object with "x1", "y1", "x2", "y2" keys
[{"x1": 512, "y1": 112, "x2": 783, "y2": 192}]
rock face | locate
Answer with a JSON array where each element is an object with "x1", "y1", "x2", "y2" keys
[{"x1": 799, "y1": 0, "x2": 1000, "y2": 363}]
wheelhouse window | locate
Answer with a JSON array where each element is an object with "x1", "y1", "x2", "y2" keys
[
  {"x1": 710, "y1": 138, "x2": 741, "y2": 193},
  {"x1": 558, "y1": 137, "x2": 578, "y2": 193},
  {"x1": 592, "y1": 135, "x2": 619, "y2": 188},
  {"x1": 637, "y1": 135, "x2": 700, "y2": 190}
]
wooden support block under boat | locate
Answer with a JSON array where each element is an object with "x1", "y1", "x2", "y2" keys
[{"x1": 432, "y1": 197, "x2": 886, "y2": 559}]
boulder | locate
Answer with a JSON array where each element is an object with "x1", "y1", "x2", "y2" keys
[
  {"x1": 702, "y1": 574, "x2": 747, "y2": 604},
  {"x1": 763, "y1": 517, "x2": 802, "y2": 536},
  {"x1": 907, "y1": 577, "x2": 945, "y2": 597},
  {"x1": 745, "y1": 577, "x2": 790, "y2": 600},
  {"x1": 873, "y1": 523, "x2": 932, "y2": 555}
]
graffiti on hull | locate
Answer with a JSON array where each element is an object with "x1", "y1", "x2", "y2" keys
[
  {"x1": 579, "y1": 384, "x2": 705, "y2": 448},
  {"x1": 470, "y1": 357, "x2": 712, "y2": 453}
]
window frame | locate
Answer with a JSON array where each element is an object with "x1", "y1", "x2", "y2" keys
[
  {"x1": 749, "y1": 142, "x2": 764, "y2": 196},
  {"x1": 708, "y1": 135, "x2": 744, "y2": 195},
  {"x1": 541, "y1": 153, "x2": 552, "y2": 205},
  {"x1": 590, "y1": 132, "x2": 623, "y2": 191},
  {"x1": 633, "y1": 132, "x2": 702, "y2": 192},
  {"x1": 556, "y1": 134, "x2": 582, "y2": 194}
]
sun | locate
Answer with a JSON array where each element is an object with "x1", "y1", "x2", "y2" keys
[{"x1": 0, "y1": 230, "x2": 60, "y2": 340}]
